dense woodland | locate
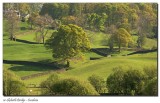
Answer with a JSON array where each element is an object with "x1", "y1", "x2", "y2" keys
[
  {"x1": 4, "y1": 3, "x2": 158, "y2": 36},
  {"x1": 3, "y1": 3, "x2": 158, "y2": 96}
]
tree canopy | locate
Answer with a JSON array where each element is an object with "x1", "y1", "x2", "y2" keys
[
  {"x1": 45, "y1": 24, "x2": 91, "y2": 65},
  {"x1": 3, "y1": 70, "x2": 27, "y2": 96},
  {"x1": 5, "y1": 10, "x2": 20, "y2": 41},
  {"x1": 113, "y1": 28, "x2": 133, "y2": 52},
  {"x1": 49, "y1": 78, "x2": 99, "y2": 96}
]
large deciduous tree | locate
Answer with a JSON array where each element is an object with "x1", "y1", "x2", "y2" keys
[
  {"x1": 106, "y1": 24, "x2": 117, "y2": 51},
  {"x1": 27, "y1": 12, "x2": 39, "y2": 29},
  {"x1": 5, "y1": 10, "x2": 20, "y2": 41},
  {"x1": 34, "y1": 14, "x2": 53, "y2": 44},
  {"x1": 113, "y1": 28, "x2": 132, "y2": 52},
  {"x1": 45, "y1": 24, "x2": 91, "y2": 67}
]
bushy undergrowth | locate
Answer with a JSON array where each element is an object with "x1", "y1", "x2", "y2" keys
[
  {"x1": 40, "y1": 73, "x2": 99, "y2": 96},
  {"x1": 106, "y1": 66, "x2": 157, "y2": 96},
  {"x1": 3, "y1": 70, "x2": 27, "y2": 96}
]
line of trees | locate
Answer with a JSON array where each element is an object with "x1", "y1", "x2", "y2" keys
[
  {"x1": 39, "y1": 3, "x2": 157, "y2": 50},
  {"x1": 4, "y1": 3, "x2": 157, "y2": 36},
  {"x1": 4, "y1": 3, "x2": 157, "y2": 50},
  {"x1": 39, "y1": 3, "x2": 157, "y2": 37}
]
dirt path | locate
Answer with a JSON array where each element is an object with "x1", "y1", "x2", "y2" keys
[{"x1": 21, "y1": 68, "x2": 66, "y2": 80}]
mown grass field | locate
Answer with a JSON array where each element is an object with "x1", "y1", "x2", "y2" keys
[
  {"x1": 21, "y1": 52, "x2": 157, "y2": 86},
  {"x1": 3, "y1": 21, "x2": 158, "y2": 93}
]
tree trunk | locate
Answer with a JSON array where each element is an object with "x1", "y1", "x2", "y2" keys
[
  {"x1": 42, "y1": 37, "x2": 45, "y2": 44},
  {"x1": 109, "y1": 44, "x2": 113, "y2": 51},
  {"x1": 66, "y1": 60, "x2": 70, "y2": 67},
  {"x1": 118, "y1": 33, "x2": 121, "y2": 52},
  {"x1": 118, "y1": 43, "x2": 121, "y2": 52},
  {"x1": 10, "y1": 34, "x2": 14, "y2": 41},
  {"x1": 31, "y1": 24, "x2": 33, "y2": 29}
]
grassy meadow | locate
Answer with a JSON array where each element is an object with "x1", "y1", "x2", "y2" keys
[{"x1": 3, "y1": 20, "x2": 157, "y2": 94}]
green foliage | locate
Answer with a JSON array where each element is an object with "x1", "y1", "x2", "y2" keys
[
  {"x1": 27, "y1": 12, "x2": 39, "y2": 29},
  {"x1": 88, "y1": 74, "x2": 106, "y2": 93},
  {"x1": 49, "y1": 78, "x2": 99, "y2": 96},
  {"x1": 123, "y1": 69, "x2": 145, "y2": 95},
  {"x1": 106, "y1": 25, "x2": 117, "y2": 50},
  {"x1": 137, "y1": 35, "x2": 146, "y2": 48},
  {"x1": 113, "y1": 28, "x2": 133, "y2": 52},
  {"x1": 5, "y1": 3, "x2": 158, "y2": 38},
  {"x1": 40, "y1": 3, "x2": 70, "y2": 19},
  {"x1": 16, "y1": 3, "x2": 30, "y2": 14},
  {"x1": 143, "y1": 66, "x2": 157, "y2": 79},
  {"x1": 142, "y1": 77, "x2": 158, "y2": 96},
  {"x1": 45, "y1": 24, "x2": 91, "y2": 62},
  {"x1": 3, "y1": 70, "x2": 27, "y2": 96},
  {"x1": 40, "y1": 73, "x2": 60, "y2": 95},
  {"x1": 69, "y1": 4, "x2": 83, "y2": 16},
  {"x1": 61, "y1": 16, "x2": 77, "y2": 25},
  {"x1": 86, "y1": 13, "x2": 108, "y2": 31},
  {"x1": 3, "y1": 3, "x2": 158, "y2": 96},
  {"x1": 107, "y1": 67, "x2": 146, "y2": 95},
  {"x1": 5, "y1": 10, "x2": 20, "y2": 40},
  {"x1": 34, "y1": 14, "x2": 53, "y2": 43},
  {"x1": 106, "y1": 67, "x2": 125, "y2": 93}
]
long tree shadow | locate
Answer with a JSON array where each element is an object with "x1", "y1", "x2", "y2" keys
[
  {"x1": 3, "y1": 60, "x2": 60, "y2": 71},
  {"x1": 9, "y1": 65, "x2": 54, "y2": 72},
  {"x1": 4, "y1": 60, "x2": 66, "y2": 80},
  {"x1": 16, "y1": 39, "x2": 42, "y2": 44}
]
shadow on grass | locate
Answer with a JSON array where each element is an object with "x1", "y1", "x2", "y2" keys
[
  {"x1": 127, "y1": 49, "x2": 157, "y2": 55},
  {"x1": 16, "y1": 39, "x2": 42, "y2": 44},
  {"x1": 8, "y1": 64, "x2": 65, "y2": 80},
  {"x1": 91, "y1": 47, "x2": 119, "y2": 56},
  {"x1": 3, "y1": 60, "x2": 60, "y2": 72},
  {"x1": 4, "y1": 59, "x2": 66, "y2": 80},
  {"x1": 9, "y1": 65, "x2": 54, "y2": 72}
]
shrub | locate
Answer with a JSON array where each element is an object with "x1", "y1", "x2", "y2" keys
[
  {"x1": 42, "y1": 77, "x2": 99, "y2": 96},
  {"x1": 123, "y1": 69, "x2": 145, "y2": 95},
  {"x1": 106, "y1": 67, "x2": 125, "y2": 94},
  {"x1": 3, "y1": 70, "x2": 27, "y2": 96},
  {"x1": 143, "y1": 66, "x2": 157, "y2": 79},
  {"x1": 142, "y1": 66, "x2": 158, "y2": 96},
  {"x1": 88, "y1": 74, "x2": 105, "y2": 93},
  {"x1": 107, "y1": 67, "x2": 146, "y2": 95},
  {"x1": 40, "y1": 73, "x2": 59, "y2": 95},
  {"x1": 142, "y1": 77, "x2": 158, "y2": 96}
]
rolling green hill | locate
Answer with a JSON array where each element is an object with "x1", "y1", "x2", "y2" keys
[{"x1": 3, "y1": 21, "x2": 157, "y2": 91}]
